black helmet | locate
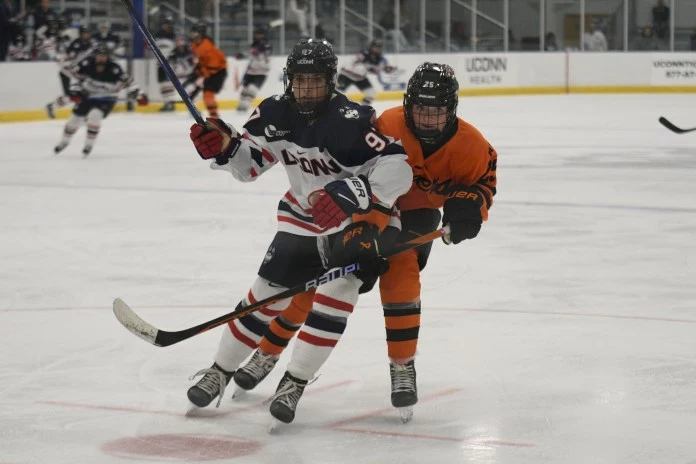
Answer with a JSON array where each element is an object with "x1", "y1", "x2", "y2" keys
[
  {"x1": 369, "y1": 39, "x2": 383, "y2": 51},
  {"x1": 191, "y1": 21, "x2": 207, "y2": 37},
  {"x1": 78, "y1": 24, "x2": 90, "y2": 36},
  {"x1": 403, "y1": 62, "x2": 459, "y2": 144},
  {"x1": 93, "y1": 42, "x2": 110, "y2": 57},
  {"x1": 284, "y1": 38, "x2": 337, "y2": 118}
]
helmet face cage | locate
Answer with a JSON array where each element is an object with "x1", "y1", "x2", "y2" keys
[
  {"x1": 403, "y1": 62, "x2": 459, "y2": 144},
  {"x1": 284, "y1": 38, "x2": 337, "y2": 119}
]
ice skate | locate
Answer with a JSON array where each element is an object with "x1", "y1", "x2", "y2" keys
[
  {"x1": 233, "y1": 350, "x2": 279, "y2": 391},
  {"x1": 82, "y1": 146, "x2": 92, "y2": 157},
  {"x1": 265, "y1": 371, "x2": 309, "y2": 425},
  {"x1": 46, "y1": 103, "x2": 56, "y2": 119},
  {"x1": 159, "y1": 101, "x2": 175, "y2": 112},
  {"x1": 54, "y1": 141, "x2": 68, "y2": 154},
  {"x1": 187, "y1": 363, "x2": 234, "y2": 408},
  {"x1": 390, "y1": 360, "x2": 417, "y2": 423}
]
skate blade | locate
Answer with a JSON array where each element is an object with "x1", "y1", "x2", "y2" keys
[
  {"x1": 231, "y1": 386, "x2": 246, "y2": 400},
  {"x1": 398, "y1": 406, "x2": 413, "y2": 424},
  {"x1": 185, "y1": 402, "x2": 200, "y2": 416},
  {"x1": 267, "y1": 418, "x2": 283, "y2": 433}
]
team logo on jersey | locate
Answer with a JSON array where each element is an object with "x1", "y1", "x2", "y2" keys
[
  {"x1": 263, "y1": 245, "x2": 275, "y2": 264},
  {"x1": 339, "y1": 107, "x2": 360, "y2": 119},
  {"x1": 264, "y1": 125, "x2": 291, "y2": 139},
  {"x1": 281, "y1": 149, "x2": 342, "y2": 176}
]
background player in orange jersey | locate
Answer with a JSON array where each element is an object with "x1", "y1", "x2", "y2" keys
[
  {"x1": 231, "y1": 62, "x2": 498, "y2": 422},
  {"x1": 189, "y1": 22, "x2": 227, "y2": 118}
]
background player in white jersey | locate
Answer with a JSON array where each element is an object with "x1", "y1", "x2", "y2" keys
[
  {"x1": 158, "y1": 36, "x2": 196, "y2": 112},
  {"x1": 54, "y1": 44, "x2": 147, "y2": 156},
  {"x1": 33, "y1": 15, "x2": 59, "y2": 60},
  {"x1": 8, "y1": 18, "x2": 31, "y2": 61},
  {"x1": 336, "y1": 39, "x2": 396, "y2": 105},
  {"x1": 235, "y1": 26, "x2": 272, "y2": 113},
  {"x1": 46, "y1": 25, "x2": 92, "y2": 119},
  {"x1": 187, "y1": 38, "x2": 412, "y2": 424},
  {"x1": 153, "y1": 17, "x2": 176, "y2": 112},
  {"x1": 94, "y1": 20, "x2": 124, "y2": 57}
]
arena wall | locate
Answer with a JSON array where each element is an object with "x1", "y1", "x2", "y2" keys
[{"x1": 1, "y1": 52, "x2": 695, "y2": 123}]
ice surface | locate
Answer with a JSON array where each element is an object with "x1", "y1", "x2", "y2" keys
[{"x1": 1, "y1": 94, "x2": 695, "y2": 463}]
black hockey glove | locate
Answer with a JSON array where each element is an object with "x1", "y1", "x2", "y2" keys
[
  {"x1": 310, "y1": 175, "x2": 372, "y2": 229},
  {"x1": 358, "y1": 225, "x2": 399, "y2": 294},
  {"x1": 328, "y1": 221, "x2": 389, "y2": 282},
  {"x1": 442, "y1": 186, "x2": 483, "y2": 244}
]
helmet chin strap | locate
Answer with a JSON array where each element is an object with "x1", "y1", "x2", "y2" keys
[{"x1": 413, "y1": 127, "x2": 442, "y2": 144}]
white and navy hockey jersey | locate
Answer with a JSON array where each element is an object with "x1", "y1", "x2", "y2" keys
[
  {"x1": 95, "y1": 32, "x2": 125, "y2": 57},
  {"x1": 57, "y1": 37, "x2": 93, "y2": 75},
  {"x1": 154, "y1": 29, "x2": 176, "y2": 58},
  {"x1": 339, "y1": 50, "x2": 391, "y2": 82},
  {"x1": 214, "y1": 93, "x2": 412, "y2": 236},
  {"x1": 244, "y1": 38, "x2": 272, "y2": 76},
  {"x1": 71, "y1": 57, "x2": 139, "y2": 100}
]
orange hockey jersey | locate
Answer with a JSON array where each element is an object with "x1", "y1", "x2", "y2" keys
[
  {"x1": 375, "y1": 106, "x2": 497, "y2": 220},
  {"x1": 191, "y1": 37, "x2": 227, "y2": 77}
]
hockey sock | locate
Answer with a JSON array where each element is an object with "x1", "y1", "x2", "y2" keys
[
  {"x1": 61, "y1": 114, "x2": 83, "y2": 144},
  {"x1": 160, "y1": 82, "x2": 176, "y2": 102},
  {"x1": 203, "y1": 90, "x2": 218, "y2": 117},
  {"x1": 84, "y1": 109, "x2": 103, "y2": 150},
  {"x1": 384, "y1": 302, "x2": 421, "y2": 363},
  {"x1": 215, "y1": 280, "x2": 291, "y2": 371},
  {"x1": 289, "y1": 280, "x2": 359, "y2": 380},
  {"x1": 258, "y1": 290, "x2": 314, "y2": 356}
]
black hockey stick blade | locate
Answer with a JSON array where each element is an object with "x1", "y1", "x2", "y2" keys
[
  {"x1": 658, "y1": 117, "x2": 696, "y2": 134},
  {"x1": 113, "y1": 226, "x2": 450, "y2": 347}
]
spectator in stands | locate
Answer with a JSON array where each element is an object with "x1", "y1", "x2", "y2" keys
[
  {"x1": 652, "y1": 0, "x2": 669, "y2": 40},
  {"x1": 0, "y1": 0, "x2": 15, "y2": 61},
  {"x1": 583, "y1": 18, "x2": 607, "y2": 51},
  {"x1": 632, "y1": 24, "x2": 665, "y2": 51},
  {"x1": 507, "y1": 28, "x2": 518, "y2": 50},
  {"x1": 451, "y1": 20, "x2": 468, "y2": 49},
  {"x1": 378, "y1": 0, "x2": 412, "y2": 50},
  {"x1": 691, "y1": 27, "x2": 696, "y2": 51},
  {"x1": 545, "y1": 32, "x2": 558, "y2": 51},
  {"x1": 286, "y1": 0, "x2": 326, "y2": 40},
  {"x1": 26, "y1": 0, "x2": 57, "y2": 56}
]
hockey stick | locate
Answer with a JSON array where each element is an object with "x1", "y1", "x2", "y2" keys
[
  {"x1": 113, "y1": 225, "x2": 450, "y2": 347},
  {"x1": 658, "y1": 116, "x2": 696, "y2": 134},
  {"x1": 120, "y1": 0, "x2": 204, "y2": 124}
]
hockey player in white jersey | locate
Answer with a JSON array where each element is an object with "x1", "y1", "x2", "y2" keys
[
  {"x1": 336, "y1": 39, "x2": 396, "y2": 105},
  {"x1": 187, "y1": 38, "x2": 412, "y2": 424},
  {"x1": 235, "y1": 27, "x2": 272, "y2": 113},
  {"x1": 53, "y1": 43, "x2": 148, "y2": 156},
  {"x1": 94, "y1": 21, "x2": 125, "y2": 57},
  {"x1": 46, "y1": 25, "x2": 93, "y2": 119}
]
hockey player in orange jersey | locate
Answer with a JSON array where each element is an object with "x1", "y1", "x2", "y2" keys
[
  {"x1": 189, "y1": 22, "x2": 227, "y2": 117},
  {"x1": 231, "y1": 63, "x2": 498, "y2": 422}
]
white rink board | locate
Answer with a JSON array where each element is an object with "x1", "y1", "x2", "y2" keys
[{"x1": 2, "y1": 52, "x2": 696, "y2": 113}]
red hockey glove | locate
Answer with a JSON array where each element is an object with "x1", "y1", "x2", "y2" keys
[
  {"x1": 68, "y1": 84, "x2": 84, "y2": 103},
  {"x1": 309, "y1": 175, "x2": 372, "y2": 229},
  {"x1": 442, "y1": 186, "x2": 484, "y2": 244},
  {"x1": 136, "y1": 93, "x2": 149, "y2": 106},
  {"x1": 190, "y1": 118, "x2": 240, "y2": 164}
]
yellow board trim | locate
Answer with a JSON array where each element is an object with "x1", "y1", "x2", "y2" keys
[{"x1": 2, "y1": 85, "x2": 696, "y2": 123}]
